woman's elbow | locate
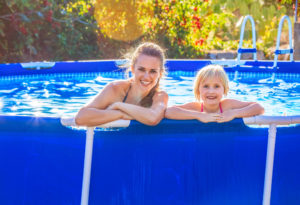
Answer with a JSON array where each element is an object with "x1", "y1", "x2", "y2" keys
[
  {"x1": 254, "y1": 103, "x2": 265, "y2": 115},
  {"x1": 75, "y1": 107, "x2": 89, "y2": 126},
  {"x1": 146, "y1": 114, "x2": 164, "y2": 126}
]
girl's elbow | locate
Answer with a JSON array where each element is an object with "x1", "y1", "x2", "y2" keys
[
  {"x1": 164, "y1": 108, "x2": 176, "y2": 119},
  {"x1": 164, "y1": 109, "x2": 171, "y2": 119}
]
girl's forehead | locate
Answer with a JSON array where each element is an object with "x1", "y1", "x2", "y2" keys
[{"x1": 201, "y1": 76, "x2": 222, "y2": 84}]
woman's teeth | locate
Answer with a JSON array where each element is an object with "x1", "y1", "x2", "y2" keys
[{"x1": 141, "y1": 80, "x2": 151, "y2": 86}]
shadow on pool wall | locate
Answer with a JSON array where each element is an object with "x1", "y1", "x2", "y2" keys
[{"x1": 0, "y1": 115, "x2": 299, "y2": 204}]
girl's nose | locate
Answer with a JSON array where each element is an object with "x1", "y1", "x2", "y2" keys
[{"x1": 207, "y1": 87, "x2": 215, "y2": 93}]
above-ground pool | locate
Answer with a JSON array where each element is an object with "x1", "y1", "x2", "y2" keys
[{"x1": 0, "y1": 60, "x2": 299, "y2": 205}]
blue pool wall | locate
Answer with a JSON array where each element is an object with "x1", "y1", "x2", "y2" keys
[
  {"x1": 1, "y1": 60, "x2": 300, "y2": 76},
  {"x1": 0, "y1": 116, "x2": 300, "y2": 205},
  {"x1": 0, "y1": 60, "x2": 300, "y2": 204}
]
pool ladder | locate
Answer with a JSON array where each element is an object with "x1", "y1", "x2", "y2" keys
[
  {"x1": 237, "y1": 15, "x2": 294, "y2": 205},
  {"x1": 237, "y1": 15, "x2": 257, "y2": 66},
  {"x1": 236, "y1": 15, "x2": 294, "y2": 81}
]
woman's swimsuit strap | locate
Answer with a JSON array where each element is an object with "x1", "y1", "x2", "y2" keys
[{"x1": 123, "y1": 84, "x2": 131, "y2": 102}]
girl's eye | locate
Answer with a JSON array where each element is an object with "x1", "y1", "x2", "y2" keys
[
  {"x1": 215, "y1": 85, "x2": 220, "y2": 88},
  {"x1": 203, "y1": 85, "x2": 209, "y2": 88},
  {"x1": 138, "y1": 67, "x2": 145, "y2": 72},
  {"x1": 150, "y1": 70, "x2": 157, "y2": 74}
]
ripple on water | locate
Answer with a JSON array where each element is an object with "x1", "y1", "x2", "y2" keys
[{"x1": 0, "y1": 72, "x2": 299, "y2": 117}]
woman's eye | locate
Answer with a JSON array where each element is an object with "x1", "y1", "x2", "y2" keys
[
  {"x1": 203, "y1": 85, "x2": 209, "y2": 88},
  {"x1": 138, "y1": 68, "x2": 145, "y2": 72},
  {"x1": 150, "y1": 70, "x2": 157, "y2": 73},
  {"x1": 215, "y1": 85, "x2": 220, "y2": 88}
]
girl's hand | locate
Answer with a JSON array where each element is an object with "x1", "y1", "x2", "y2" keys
[
  {"x1": 197, "y1": 113, "x2": 222, "y2": 123},
  {"x1": 217, "y1": 110, "x2": 236, "y2": 123}
]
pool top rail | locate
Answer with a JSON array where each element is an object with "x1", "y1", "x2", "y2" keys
[{"x1": 61, "y1": 115, "x2": 300, "y2": 128}]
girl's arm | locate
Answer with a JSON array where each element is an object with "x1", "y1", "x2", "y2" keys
[
  {"x1": 75, "y1": 81, "x2": 130, "y2": 126},
  {"x1": 218, "y1": 99, "x2": 264, "y2": 122},
  {"x1": 108, "y1": 91, "x2": 168, "y2": 126},
  {"x1": 165, "y1": 103, "x2": 221, "y2": 123}
]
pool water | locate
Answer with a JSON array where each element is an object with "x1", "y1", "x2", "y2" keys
[{"x1": 0, "y1": 71, "x2": 299, "y2": 117}]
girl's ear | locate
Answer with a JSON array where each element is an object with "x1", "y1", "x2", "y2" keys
[{"x1": 131, "y1": 65, "x2": 135, "y2": 74}]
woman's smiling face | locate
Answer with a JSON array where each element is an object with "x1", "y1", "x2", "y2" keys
[{"x1": 131, "y1": 54, "x2": 161, "y2": 93}]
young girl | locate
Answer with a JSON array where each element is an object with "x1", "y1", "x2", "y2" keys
[
  {"x1": 165, "y1": 65, "x2": 264, "y2": 123},
  {"x1": 75, "y1": 42, "x2": 168, "y2": 126}
]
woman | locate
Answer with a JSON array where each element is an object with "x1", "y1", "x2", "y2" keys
[{"x1": 75, "y1": 42, "x2": 168, "y2": 126}]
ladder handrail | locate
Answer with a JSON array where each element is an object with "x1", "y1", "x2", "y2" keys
[
  {"x1": 273, "y1": 15, "x2": 294, "y2": 68},
  {"x1": 237, "y1": 15, "x2": 257, "y2": 64},
  {"x1": 295, "y1": 0, "x2": 298, "y2": 23}
]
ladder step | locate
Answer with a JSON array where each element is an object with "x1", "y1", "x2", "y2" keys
[
  {"x1": 238, "y1": 48, "x2": 257, "y2": 53},
  {"x1": 275, "y1": 49, "x2": 293, "y2": 55}
]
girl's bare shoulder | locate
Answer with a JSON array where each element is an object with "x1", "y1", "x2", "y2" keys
[{"x1": 221, "y1": 98, "x2": 252, "y2": 109}]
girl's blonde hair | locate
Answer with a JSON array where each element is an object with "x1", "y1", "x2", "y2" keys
[{"x1": 194, "y1": 65, "x2": 229, "y2": 101}]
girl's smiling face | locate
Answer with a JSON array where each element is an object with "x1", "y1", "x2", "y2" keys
[{"x1": 199, "y1": 76, "x2": 225, "y2": 106}]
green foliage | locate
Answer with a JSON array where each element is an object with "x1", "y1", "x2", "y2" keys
[
  {"x1": 137, "y1": 0, "x2": 293, "y2": 59},
  {"x1": 0, "y1": 0, "x2": 99, "y2": 62},
  {"x1": 0, "y1": 0, "x2": 297, "y2": 62}
]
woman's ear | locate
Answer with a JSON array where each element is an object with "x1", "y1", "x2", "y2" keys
[{"x1": 131, "y1": 65, "x2": 135, "y2": 74}]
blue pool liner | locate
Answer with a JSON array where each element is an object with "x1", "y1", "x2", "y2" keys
[{"x1": 0, "y1": 115, "x2": 299, "y2": 204}]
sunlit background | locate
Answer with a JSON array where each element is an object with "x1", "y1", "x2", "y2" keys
[{"x1": 0, "y1": 0, "x2": 298, "y2": 63}]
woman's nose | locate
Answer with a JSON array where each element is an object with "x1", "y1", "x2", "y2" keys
[{"x1": 143, "y1": 71, "x2": 150, "y2": 79}]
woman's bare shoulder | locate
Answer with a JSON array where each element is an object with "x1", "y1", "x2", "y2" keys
[
  {"x1": 85, "y1": 80, "x2": 130, "y2": 109},
  {"x1": 154, "y1": 90, "x2": 168, "y2": 98},
  {"x1": 107, "y1": 80, "x2": 130, "y2": 91},
  {"x1": 173, "y1": 101, "x2": 200, "y2": 110}
]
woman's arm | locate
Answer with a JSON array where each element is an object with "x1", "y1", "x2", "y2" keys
[
  {"x1": 75, "y1": 81, "x2": 130, "y2": 126},
  {"x1": 108, "y1": 91, "x2": 169, "y2": 126},
  {"x1": 218, "y1": 99, "x2": 265, "y2": 122},
  {"x1": 165, "y1": 103, "x2": 221, "y2": 123},
  {"x1": 75, "y1": 108, "x2": 130, "y2": 126}
]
